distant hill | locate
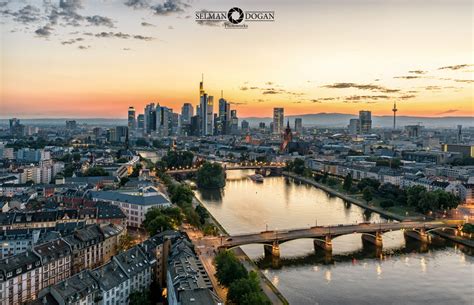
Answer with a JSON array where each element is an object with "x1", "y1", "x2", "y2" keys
[
  {"x1": 0, "y1": 118, "x2": 127, "y2": 127},
  {"x1": 242, "y1": 113, "x2": 474, "y2": 128},
  {"x1": 1, "y1": 113, "x2": 472, "y2": 128}
]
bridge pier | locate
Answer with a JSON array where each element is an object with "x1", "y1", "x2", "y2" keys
[
  {"x1": 404, "y1": 228, "x2": 431, "y2": 244},
  {"x1": 361, "y1": 231, "x2": 383, "y2": 248},
  {"x1": 314, "y1": 235, "x2": 332, "y2": 252},
  {"x1": 264, "y1": 241, "x2": 280, "y2": 258}
]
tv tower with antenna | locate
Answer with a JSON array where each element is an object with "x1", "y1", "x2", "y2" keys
[{"x1": 392, "y1": 101, "x2": 398, "y2": 129}]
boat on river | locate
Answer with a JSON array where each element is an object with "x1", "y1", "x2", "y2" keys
[{"x1": 248, "y1": 174, "x2": 264, "y2": 183}]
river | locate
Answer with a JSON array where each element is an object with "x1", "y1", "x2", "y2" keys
[{"x1": 195, "y1": 170, "x2": 473, "y2": 305}]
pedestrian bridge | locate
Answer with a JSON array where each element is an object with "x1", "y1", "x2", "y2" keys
[{"x1": 218, "y1": 221, "x2": 460, "y2": 258}]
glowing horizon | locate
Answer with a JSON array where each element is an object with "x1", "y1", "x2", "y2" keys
[{"x1": 1, "y1": 0, "x2": 473, "y2": 119}]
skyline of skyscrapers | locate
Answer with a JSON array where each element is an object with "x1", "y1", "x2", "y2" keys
[{"x1": 125, "y1": 77, "x2": 241, "y2": 138}]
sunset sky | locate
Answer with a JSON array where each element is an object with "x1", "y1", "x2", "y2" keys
[{"x1": 1, "y1": 0, "x2": 473, "y2": 118}]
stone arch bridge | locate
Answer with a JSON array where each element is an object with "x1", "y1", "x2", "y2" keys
[{"x1": 218, "y1": 221, "x2": 460, "y2": 258}]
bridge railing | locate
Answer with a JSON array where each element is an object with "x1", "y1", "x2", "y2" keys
[{"x1": 223, "y1": 222, "x2": 390, "y2": 237}]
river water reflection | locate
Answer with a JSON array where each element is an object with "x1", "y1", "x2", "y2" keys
[{"x1": 196, "y1": 170, "x2": 473, "y2": 305}]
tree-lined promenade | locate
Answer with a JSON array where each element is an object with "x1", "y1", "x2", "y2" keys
[{"x1": 285, "y1": 158, "x2": 461, "y2": 219}]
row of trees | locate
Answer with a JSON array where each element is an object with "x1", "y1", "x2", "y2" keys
[
  {"x1": 215, "y1": 251, "x2": 270, "y2": 305},
  {"x1": 144, "y1": 171, "x2": 218, "y2": 235},
  {"x1": 354, "y1": 177, "x2": 459, "y2": 213},
  {"x1": 156, "y1": 151, "x2": 194, "y2": 171},
  {"x1": 143, "y1": 206, "x2": 183, "y2": 235},
  {"x1": 285, "y1": 159, "x2": 460, "y2": 215},
  {"x1": 84, "y1": 166, "x2": 109, "y2": 177}
]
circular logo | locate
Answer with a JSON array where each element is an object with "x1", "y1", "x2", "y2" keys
[{"x1": 227, "y1": 7, "x2": 244, "y2": 24}]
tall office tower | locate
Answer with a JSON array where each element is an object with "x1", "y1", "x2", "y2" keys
[
  {"x1": 144, "y1": 103, "x2": 157, "y2": 134},
  {"x1": 181, "y1": 103, "x2": 194, "y2": 125},
  {"x1": 230, "y1": 110, "x2": 239, "y2": 134},
  {"x1": 137, "y1": 114, "x2": 145, "y2": 130},
  {"x1": 359, "y1": 110, "x2": 372, "y2": 134},
  {"x1": 294, "y1": 118, "x2": 303, "y2": 134},
  {"x1": 457, "y1": 125, "x2": 462, "y2": 143},
  {"x1": 156, "y1": 105, "x2": 172, "y2": 137},
  {"x1": 259, "y1": 122, "x2": 266, "y2": 132},
  {"x1": 171, "y1": 112, "x2": 181, "y2": 136},
  {"x1": 273, "y1": 108, "x2": 284, "y2": 134},
  {"x1": 348, "y1": 118, "x2": 360, "y2": 135},
  {"x1": 392, "y1": 101, "x2": 398, "y2": 130},
  {"x1": 198, "y1": 76, "x2": 214, "y2": 136},
  {"x1": 241, "y1": 120, "x2": 250, "y2": 133},
  {"x1": 190, "y1": 115, "x2": 201, "y2": 136},
  {"x1": 115, "y1": 126, "x2": 129, "y2": 143},
  {"x1": 128, "y1": 106, "x2": 136, "y2": 130},
  {"x1": 218, "y1": 93, "x2": 230, "y2": 135},
  {"x1": 200, "y1": 93, "x2": 214, "y2": 136},
  {"x1": 206, "y1": 96, "x2": 214, "y2": 135}
]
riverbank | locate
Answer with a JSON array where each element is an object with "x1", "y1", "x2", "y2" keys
[
  {"x1": 283, "y1": 171, "x2": 474, "y2": 248},
  {"x1": 192, "y1": 194, "x2": 289, "y2": 305},
  {"x1": 282, "y1": 171, "x2": 409, "y2": 221}
]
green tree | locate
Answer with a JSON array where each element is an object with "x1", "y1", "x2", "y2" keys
[
  {"x1": 119, "y1": 177, "x2": 129, "y2": 187},
  {"x1": 129, "y1": 290, "x2": 151, "y2": 305},
  {"x1": 433, "y1": 189, "x2": 459, "y2": 210},
  {"x1": 203, "y1": 224, "x2": 218, "y2": 236},
  {"x1": 195, "y1": 205, "x2": 209, "y2": 225},
  {"x1": 418, "y1": 191, "x2": 438, "y2": 213},
  {"x1": 326, "y1": 177, "x2": 339, "y2": 187},
  {"x1": 343, "y1": 174, "x2": 353, "y2": 191},
  {"x1": 462, "y1": 223, "x2": 474, "y2": 234},
  {"x1": 183, "y1": 207, "x2": 201, "y2": 227},
  {"x1": 130, "y1": 164, "x2": 142, "y2": 178},
  {"x1": 72, "y1": 153, "x2": 81, "y2": 162},
  {"x1": 143, "y1": 207, "x2": 182, "y2": 235},
  {"x1": 118, "y1": 234, "x2": 134, "y2": 252},
  {"x1": 215, "y1": 251, "x2": 248, "y2": 286},
  {"x1": 380, "y1": 199, "x2": 395, "y2": 208},
  {"x1": 170, "y1": 184, "x2": 194, "y2": 206},
  {"x1": 227, "y1": 272, "x2": 270, "y2": 305},
  {"x1": 159, "y1": 151, "x2": 195, "y2": 169},
  {"x1": 406, "y1": 185, "x2": 427, "y2": 207},
  {"x1": 84, "y1": 166, "x2": 109, "y2": 177},
  {"x1": 362, "y1": 187, "x2": 373, "y2": 203},
  {"x1": 357, "y1": 178, "x2": 380, "y2": 191},
  {"x1": 63, "y1": 164, "x2": 75, "y2": 177},
  {"x1": 135, "y1": 138, "x2": 149, "y2": 147},
  {"x1": 321, "y1": 172, "x2": 329, "y2": 184},
  {"x1": 292, "y1": 158, "x2": 306, "y2": 175},
  {"x1": 196, "y1": 162, "x2": 226, "y2": 189}
]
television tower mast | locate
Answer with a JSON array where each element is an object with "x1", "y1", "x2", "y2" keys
[{"x1": 392, "y1": 101, "x2": 398, "y2": 130}]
